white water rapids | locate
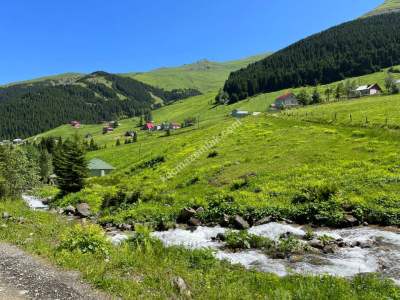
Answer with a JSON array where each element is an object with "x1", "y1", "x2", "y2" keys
[
  {"x1": 152, "y1": 224, "x2": 400, "y2": 282},
  {"x1": 23, "y1": 195, "x2": 400, "y2": 283}
]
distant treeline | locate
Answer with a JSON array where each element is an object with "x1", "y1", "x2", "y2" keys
[
  {"x1": 222, "y1": 12, "x2": 400, "y2": 103},
  {"x1": 0, "y1": 72, "x2": 201, "y2": 139}
]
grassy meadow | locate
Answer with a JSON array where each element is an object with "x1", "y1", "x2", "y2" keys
[
  {"x1": 33, "y1": 66, "x2": 400, "y2": 227},
  {"x1": 122, "y1": 53, "x2": 270, "y2": 93}
]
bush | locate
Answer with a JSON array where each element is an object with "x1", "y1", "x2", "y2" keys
[
  {"x1": 224, "y1": 230, "x2": 273, "y2": 251},
  {"x1": 292, "y1": 182, "x2": 338, "y2": 204},
  {"x1": 207, "y1": 151, "x2": 218, "y2": 158},
  {"x1": 58, "y1": 224, "x2": 110, "y2": 256}
]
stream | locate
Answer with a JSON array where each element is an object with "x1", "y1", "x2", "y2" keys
[{"x1": 24, "y1": 195, "x2": 400, "y2": 284}]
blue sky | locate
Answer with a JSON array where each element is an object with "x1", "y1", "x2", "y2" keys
[{"x1": 0, "y1": 0, "x2": 382, "y2": 84}]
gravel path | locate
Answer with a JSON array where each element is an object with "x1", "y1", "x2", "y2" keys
[{"x1": 0, "y1": 243, "x2": 112, "y2": 300}]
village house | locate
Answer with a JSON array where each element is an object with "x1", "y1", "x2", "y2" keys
[
  {"x1": 271, "y1": 93, "x2": 300, "y2": 110},
  {"x1": 12, "y1": 138, "x2": 23, "y2": 144},
  {"x1": 231, "y1": 109, "x2": 250, "y2": 118},
  {"x1": 70, "y1": 120, "x2": 81, "y2": 128},
  {"x1": 102, "y1": 127, "x2": 114, "y2": 134},
  {"x1": 355, "y1": 83, "x2": 382, "y2": 96},
  {"x1": 125, "y1": 131, "x2": 137, "y2": 137},
  {"x1": 88, "y1": 158, "x2": 115, "y2": 177},
  {"x1": 143, "y1": 122, "x2": 155, "y2": 131},
  {"x1": 170, "y1": 123, "x2": 181, "y2": 130}
]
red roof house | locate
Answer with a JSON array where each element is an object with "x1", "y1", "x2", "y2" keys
[{"x1": 143, "y1": 122, "x2": 155, "y2": 131}]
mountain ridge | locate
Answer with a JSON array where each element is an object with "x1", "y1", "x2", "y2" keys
[{"x1": 365, "y1": 0, "x2": 400, "y2": 17}]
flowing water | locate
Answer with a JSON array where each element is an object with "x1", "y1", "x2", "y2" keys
[
  {"x1": 22, "y1": 195, "x2": 400, "y2": 283},
  {"x1": 22, "y1": 195, "x2": 48, "y2": 210},
  {"x1": 152, "y1": 223, "x2": 400, "y2": 283}
]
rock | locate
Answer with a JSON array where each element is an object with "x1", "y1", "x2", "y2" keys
[
  {"x1": 344, "y1": 214, "x2": 358, "y2": 227},
  {"x1": 42, "y1": 198, "x2": 51, "y2": 205},
  {"x1": 309, "y1": 239, "x2": 324, "y2": 249},
  {"x1": 196, "y1": 207, "x2": 205, "y2": 214},
  {"x1": 254, "y1": 216, "x2": 272, "y2": 226},
  {"x1": 289, "y1": 255, "x2": 304, "y2": 263},
  {"x1": 359, "y1": 240, "x2": 374, "y2": 249},
  {"x1": 1, "y1": 212, "x2": 10, "y2": 219},
  {"x1": 76, "y1": 203, "x2": 91, "y2": 217},
  {"x1": 323, "y1": 244, "x2": 339, "y2": 254},
  {"x1": 177, "y1": 208, "x2": 197, "y2": 223},
  {"x1": 17, "y1": 217, "x2": 25, "y2": 224},
  {"x1": 282, "y1": 218, "x2": 293, "y2": 224},
  {"x1": 363, "y1": 222, "x2": 369, "y2": 226},
  {"x1": 215, "y1": 233, "x2": 226, "y2": 241},
  {"x1": 172, "y1": 276, "x2": 191, "y2": 298},
  {"x1": 188, "y1": 217, "x2": 201, "y2": 227},
  {"x1": 336, "y1": 238, "x2": 348, "y2": 248},
  {"x1": 64, "y1": 205, "x2": 76, "y2": 215},
  {"x1": 120, "y1": 224, "x2": 132, "y2": 231},
  {"x1": 219, "y1": 214, "x2": 231, "y2": 227},
  {"x1": 230, "y1": 215, "x2": 250, "y2": 230}
]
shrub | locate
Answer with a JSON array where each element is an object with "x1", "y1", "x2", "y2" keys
[
  {"x1": 275, "y1": 236, "x2": 304, "y2": 257},
  {"x1": 224, "y1": 230, "x2": 273, "y2": 250},
  {"x1": 230, "y1": 178, "x2": 249, "y2": 191},
  {"x1": 207, "y1": 151, "x2": 218, "y2": 158},
  {"x1": 292, "y1": 182, "x2": 338, "y2": 204},
  {"x1": 58, "y1": 224, "x2": 110, "y2": 256},
  {"x1": 351, "y1": 131, "x2": 366, "y2": 138}
]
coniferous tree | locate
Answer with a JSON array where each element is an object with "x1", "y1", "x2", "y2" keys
[
  {"x1": 53, "y1": 138, "x2": 88, "y2": 195},
  {"x1": 296, "y1": 89, "x2": 311, "y2": 105},
  {"x1": 311, "y1": 88, "x2": 322, "y2": 104}
]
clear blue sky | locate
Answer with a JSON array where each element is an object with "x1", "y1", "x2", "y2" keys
[{"x1": 0, "y1": 0, "x2": 382, "y2": 84}]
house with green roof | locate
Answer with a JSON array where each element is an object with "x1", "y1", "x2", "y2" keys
[{"x1": 88, "y1": 158, "x2": 115, "y2": 177}]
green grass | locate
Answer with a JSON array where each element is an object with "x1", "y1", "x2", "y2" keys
[
  {"x1": 122, "y1": 53, "x2": 271, "y2": 93},
  {"x1": 365, "y1": 0, "x2": 400, "y2": 16},
  {"x1": 282, "y1": 94, "x2": 400, "y2": 128},
  {"x1": 34, "y1": 66, "x2": 400, "y2": 227},
  {"x1": 1, "y1": 200, "x2": 399, "y2": 300},
  {"x1": 1, "y1": 73, "x2": 83, "y2": 87}
]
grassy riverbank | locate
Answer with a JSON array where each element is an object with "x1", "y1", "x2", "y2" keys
[{"x1": 0, "y1": 200, "x2": 399, "y2": 299}]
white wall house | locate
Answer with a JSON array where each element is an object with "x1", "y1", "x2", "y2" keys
[{"x1": 355, "y1": 84, "x2": 382, "y2": 96}]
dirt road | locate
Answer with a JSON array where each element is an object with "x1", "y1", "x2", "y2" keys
[{"x1": 0, "y1": 243, "x2": 112, "y2": 300}]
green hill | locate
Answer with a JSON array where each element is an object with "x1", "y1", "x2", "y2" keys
[
  {"x1": 365, "y1": 0, "x2": 400, "y2": 17},
  {"x1": 222, "y1": 12, "x2": 400, "y2": 102},
  {"x1": 1, "y1": 73, "x2": 84, "y2": 87},
  {"x1": 123, "y1": 53, "x2": 271, "y2": 93},
  {"x1": 0, "y1": 72, "x2": 200, "y2": 139},
  {"x1": 35, "y1": 66, "x2": 400, "y2": 232}
]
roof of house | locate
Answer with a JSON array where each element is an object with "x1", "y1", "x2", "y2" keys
[
  {"x1": 356, "y1": 84, "x2": 382, "y2": 91},
  {"x1": 88, "y1": 158, "x2": 115, "y2": 170},
  {"x1": 276, "y1": 92, "x2": 295, "y2": 101},
  {"x1": 232, "y1": 109, "x2": 249, "y2": 114}
]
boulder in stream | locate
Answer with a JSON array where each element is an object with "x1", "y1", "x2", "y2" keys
[
  {"x1": 76, "y1": 203, "x2": 91, "y2": 217},
  {"x1": 177, "y1": 208, "x2": 197, "y2": 223},
  {"x1": 230, "y1": 215, "x2": 250, "y2": 230},
  {"x1": 344, "y1": 214, "x2": 359, "y2": 227}
]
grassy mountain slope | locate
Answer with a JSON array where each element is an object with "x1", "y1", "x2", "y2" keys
[
  {"x1": 1, "y1": 73, "x2": 84, "y2": 87},
  {"x1": 38, "y1": 66, "x2": 400, "y2": 144},
  {"x1": 365, "y1": 0, "x2": 400, "y2": 17},
  {"x1": 0, "y1": 72, "x2": 200, "y2": 139},
  {"x1": 36, "y1": 68, "x2": 400, "y2": 232},
  {"x1": 123, "y1": 53, "x2": 271, "y2": 93}
]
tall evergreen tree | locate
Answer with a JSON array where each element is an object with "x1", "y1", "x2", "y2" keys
[{"x1": 53, "y1": 138, "x2": 88, "y2": 195}]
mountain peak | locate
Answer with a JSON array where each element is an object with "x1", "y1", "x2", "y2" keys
[{"x1": 365, "y1": 0, "x2": 400, "y2": 17}]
